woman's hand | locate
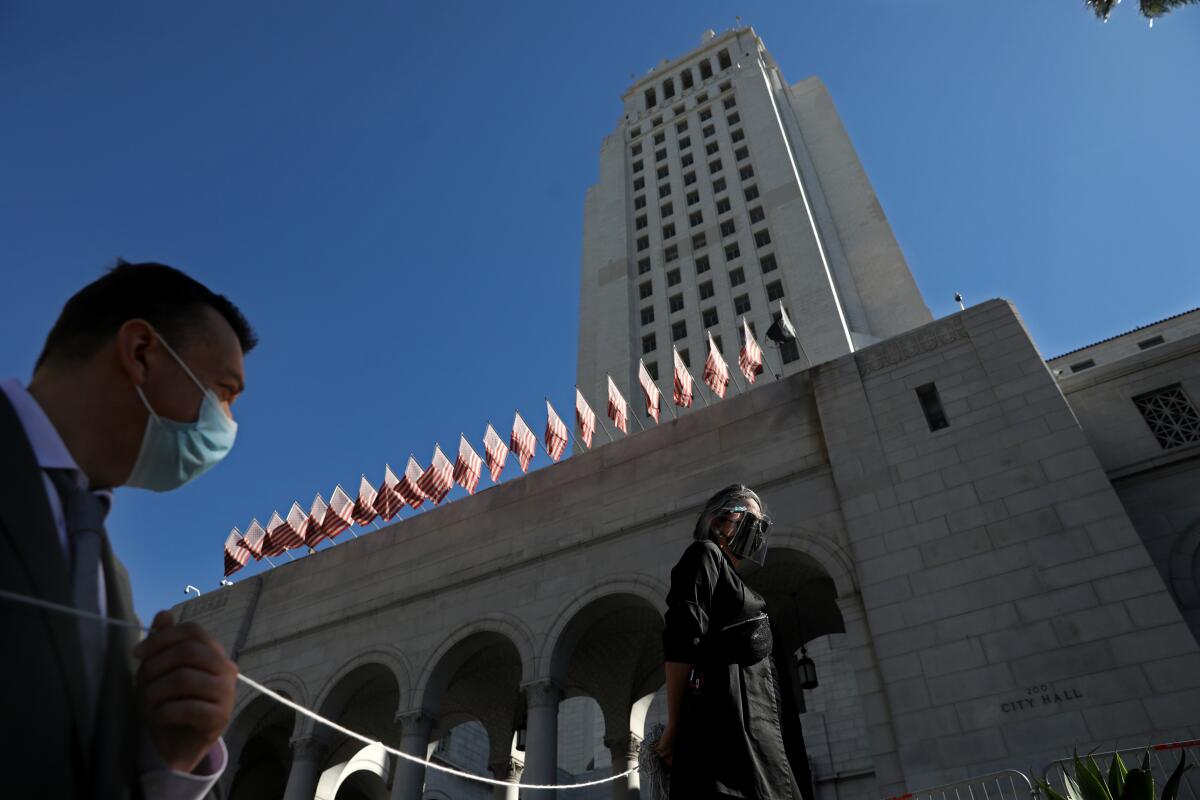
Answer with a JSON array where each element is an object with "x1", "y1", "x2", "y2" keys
[{"x1": 655, "y1": 723, "x2": 677, "y2": 767}]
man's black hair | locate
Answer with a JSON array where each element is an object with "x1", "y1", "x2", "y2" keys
[{"x1": 35, "y1": 260, "x2": 258, "y2": 370}]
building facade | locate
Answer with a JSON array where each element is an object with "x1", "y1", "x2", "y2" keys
[
  {"x1": 577, "y1": 27, "x2": 931, "y2": 424},
  {"x1": 186, "y1": 300, "x2": 1200, "y2": 800}
]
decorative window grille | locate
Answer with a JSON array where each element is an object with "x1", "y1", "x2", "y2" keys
[{"x1": 1133, "y1": 384, "x2": 1200, "y2": 450}]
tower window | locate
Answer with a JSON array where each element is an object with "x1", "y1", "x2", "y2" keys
[
  {"x1": 915, "y1": 383, "x2": 950, "y2": 432},
  {"x1": 1133, "y1": 384, "x2": 1200, "y2": 449}
]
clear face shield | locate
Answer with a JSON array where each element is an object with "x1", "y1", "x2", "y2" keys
[{"x1": 714, "y1": 503, "x2": 771, "y2": 566}]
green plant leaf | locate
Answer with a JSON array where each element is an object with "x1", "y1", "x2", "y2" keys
[
  {"x1": 1107, "y1": 752, "x2": 1128, "y2": 799},
  {"x1": 1162, "y1": 752, "x2": 1194, "y2": 800},
  {"x1": 1075, "y1": 752, "x2": 1115, "y2": 800},
  {"x1": 1121, "y1": 767, "x2": 1154, "y2": 800}
]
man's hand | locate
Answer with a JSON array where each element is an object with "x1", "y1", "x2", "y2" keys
[
  {"x1": 134, "y1": 611, "x2": 238, "y2": 774},
  {"x1": 655, "y1": 723, "x2": 677, "y2": 768}
]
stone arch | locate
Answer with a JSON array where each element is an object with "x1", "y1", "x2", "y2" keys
[
  {"x1": 538, "y1": 575, "x2": 669, "y2": 678},
  {"x1": 1169, "y1": 516, "x2": 1200, "y2": 610},
  {"x1": 412, "y1": 614, "x2": 538, "y2": 709},
  {"x1": 311, "y1": 646, "x2": 413, "y2": 729},
  {"x1": 768, "y1": 527, "x2": 858, "y2": 598}
]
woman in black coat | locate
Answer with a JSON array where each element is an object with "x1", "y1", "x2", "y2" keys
[{"x1": 656, "y1": 484, "x2": 813, "y2": 800}]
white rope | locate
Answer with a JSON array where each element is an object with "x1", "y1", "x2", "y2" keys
[{"x1": 0, "y1": 588, "x2": 638, "y2": 791}]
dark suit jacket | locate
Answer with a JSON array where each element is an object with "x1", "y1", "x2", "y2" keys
[{"x1": 0, "y1": 391, "x2": 143, "y2": 799}]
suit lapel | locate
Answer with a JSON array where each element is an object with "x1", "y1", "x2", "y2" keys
[{"x1": 0, "y1": 392, "x2": 92, "y2": 755}]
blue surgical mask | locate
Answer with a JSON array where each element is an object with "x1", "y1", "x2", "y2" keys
[{"x1": 125, "y1": 331, "x2": 238, "y2": 492}]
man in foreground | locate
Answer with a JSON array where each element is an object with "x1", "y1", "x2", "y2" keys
[{"x1": 0, "y1": 261, "x2": 255, "y2": 798}]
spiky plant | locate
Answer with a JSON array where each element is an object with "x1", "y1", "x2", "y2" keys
[
  {"x1": 1036, "y1": 751, "x2": 1193, "y2": 800},
  {"x1": 1085, "y1": 0, "x2": 1200, "y2": 24}
]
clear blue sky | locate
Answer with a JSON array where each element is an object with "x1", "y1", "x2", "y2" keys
[{"x1": 1, "y1": 1, "x2": 1197, "y2": 623}]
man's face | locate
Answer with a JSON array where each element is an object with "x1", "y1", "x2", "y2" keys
[{"x1": 141, "y1": 306, "x2": 245, "y2": 424}]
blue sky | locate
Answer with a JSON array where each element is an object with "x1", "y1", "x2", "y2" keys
[{"x1": 1, "y1": 1, "x2": 1197, "y2": 623}]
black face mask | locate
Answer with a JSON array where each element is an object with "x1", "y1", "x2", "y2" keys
[{"x1": 714, "y1": 504, "x2": 771, "y2": 566}]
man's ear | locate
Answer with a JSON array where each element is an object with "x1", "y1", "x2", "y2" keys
[{"x1": 114, "y1": 319, "x2": 157, "y2": 387}]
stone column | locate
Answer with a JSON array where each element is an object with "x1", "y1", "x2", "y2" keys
[
  {"x1": 520, "y1": 679, "x2": 563, "y2": 797},
  {"x1": 282, "y1": 735, "x2": 327, "y2": 800},
  {"x1": 489, "y1": 757, "x2": 523, "y2": 800},
  {"x1": 390, "y1": 711, "x2": 435, "y2": 800},
  {"x1": 604, "y1": 732, "x2": 643, "y2": 800}
]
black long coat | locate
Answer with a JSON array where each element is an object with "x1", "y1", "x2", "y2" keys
[{"x1": 663, "y1": 539, "x2": 813, "y2": 800}]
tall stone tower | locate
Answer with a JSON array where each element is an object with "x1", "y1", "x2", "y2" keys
[{"x1": 577, "y1": 27, "x2": 931, "y2": 421}]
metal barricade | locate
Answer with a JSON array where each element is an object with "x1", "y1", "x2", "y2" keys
[
  {"x1": 1041, "y1": 740, "x2": 1200, "y2": 800},
  {"x1": 886, "y1": 770, "x2": 1038, "y2": 800}
]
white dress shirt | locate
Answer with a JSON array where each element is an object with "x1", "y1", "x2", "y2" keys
[{"x1": 1, "y1": 379, "x2": 226, "y2": 799}]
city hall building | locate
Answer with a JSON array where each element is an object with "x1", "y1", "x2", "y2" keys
[{"x1": 180, "y1": 27, "x2": 1200, "y2": 800}]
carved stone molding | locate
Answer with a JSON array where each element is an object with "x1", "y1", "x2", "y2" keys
[{"x1": 855, "y1": 316, "x2": 969, "y2": 378}]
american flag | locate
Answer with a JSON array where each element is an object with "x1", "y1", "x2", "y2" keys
[
  {"x1": 739, "y1": 317, "x2": 764, "y2": 384},
  {"x1": 575, "y1": 388, "x2": 596, "y2": 449},
  {"x1": 374, "y1": 464, "x2": 405, "y2": 520},
  {"x1": 510, "y1": 412, "x2": 537, "y2": 473},
  {"x1": 287, "y1": 501, "x2": 313, "y2": 548},
  {"x1": 453, "y1": 434, "x2": 483, "y2": 494},
  {"x1": 238, "y1": 518, "x2": 267, "y2": 560},
  {"x1": 638, "y1": 360, "x2": 662, "y2": 423},
  {"x1": 265, "y1": 509, "x2": 301, "y2": 554},
  {"x1": 323, "y1": 484, "x2": 354, "y2": 540},
  {"x1": 607, "y1": 375, "x2": 628, "y2": 434},
  {"x1": 704, "y1": 331, "x2": 730, "y2": 399},
  {"x1": 397, "y1": 456, "x2": 428, "y2": 509},
  {"x1": 483, "y1": 424, "x2": 508, "y2": 482},
  {"x1": 416, "y1": 445, "x2": 454, "y2": 504},
  {"x1": 352, "y1": 474, "x2": 379, "y2": 527},
  {"x1": 224, "y1": 527, "x2": 249, "y2": 577},
  {"x1": 545, "y1": 399, "x2": 569, "y2": 462},
  {"x1": 306, "y1": 493, "x2": 329, "y2": 548},
  {"x1": 673, "y1": 347, "x2": 694, "y2": 408}
]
